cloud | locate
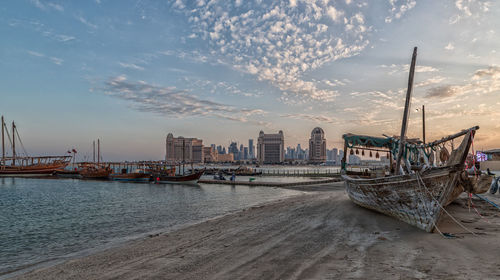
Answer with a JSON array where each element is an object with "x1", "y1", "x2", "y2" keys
[
  {"x1": 31, "y1": 0, "x2": 64, "y2": 12},
  {"x1": 171, "y1": 1, "x2": 379, "y2": 103},
  {"x1": 425, "y1": 65, "x2": 500, "y2": 99},
  {"x1": 27, "y1": 50, "x2": 44, "y2": 57},
  {"x1": 76, "y1": 16, "x2": 98, "y2": 29},
  {"x1": 118, "y1": 62, "x2": 145, "y2": 71},
  {"x1": 426, "y1": 85, "x2": 457, "y2": 98},
  {"x1": 379, "y1": 64, "x2": 439, "y2": 75},
  {"x1": 385, "y1": 0, "x2": 416, "y2": 23},
  {"x1": 27, "y1": 50, "x2": 63, "y2": 65},
  {"x1": 450, "y1": 0, "x2": 491, "y2": 24},
  {"x1": 101, "y1": 76, "x2": 266, "y2": 123},
  {"x1": 444, "y1": 42, "x2": 454, "y2": 51},
  {"x1": 281, "y1": 113, "x2": 340, "y2": 125}
]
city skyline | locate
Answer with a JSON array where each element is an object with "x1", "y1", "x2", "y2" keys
[{"x1": 1, "y1": 1, "x2": 499, "y2": 161}]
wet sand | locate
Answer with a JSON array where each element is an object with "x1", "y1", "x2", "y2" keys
[{"x1": 15, "y1": 182, "x2": 500, "y2": 279}]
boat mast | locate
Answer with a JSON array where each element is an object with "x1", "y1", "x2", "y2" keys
[
  {"x1": 93, "y1": 140, "x2": 96, "y2": 163},
  {"x1": 1, "y1": 116, "x2": 4, "y2": 166},
  {"x1": 395, "y1": 47, "x2": 417, "y2": 174},
  {"x1": 97, "y1": 139, "x2": 100, "y2": 166},
  {"x1": 12, "y1": 121, "x2": 16, "y2": 166}
]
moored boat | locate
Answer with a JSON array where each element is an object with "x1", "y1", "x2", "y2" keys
[
  {"x1": 110, "y1": 169, "x2": 151, "y2": 182},
  {"x1": 154, "y1": 169, "x2": 205, "y2": 184},
  {"x1": 0, "y1": 116, "x2": 72, "y2": 177}
]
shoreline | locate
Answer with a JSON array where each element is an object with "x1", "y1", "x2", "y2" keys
[
  {"x1": 1, "y1": 184, "x2": 311, "y2": 279},
  {"x1": 12, "y1": 182, "x2": 500, "y2": 279}
]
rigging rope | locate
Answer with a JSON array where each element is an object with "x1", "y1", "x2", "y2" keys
[
  {"x1": 14, "y1": 126, "x2": 28, "y2": 157},
  {"x1": 415, "y1": 172, "x2": 477, "y2": 236}
]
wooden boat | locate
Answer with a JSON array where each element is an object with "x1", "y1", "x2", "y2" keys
[
  {"x1": 110, "y1": 169, "x2": 151, "y2": 182},
  {"x1": 79, "y1": 164, "x2": 112, "y2": 180},
  {"x1": 340, "y1": 47, "x2": 493, "y2": 232},
  {"x1": 79, "y1": 139, "x2": 112, "y2": 180},
  {"x1": 154, "y1": 169, "x2": 205, "y2": 184},
  {"x1": 341, "y1": 128, "x2": 490, "y2": 232},
  {"x1": 0, "y1": 116, "x2": 71, "y2": 177},
  {"x1": 53, "y1": 169, "x2": 82, "y2": 179}
]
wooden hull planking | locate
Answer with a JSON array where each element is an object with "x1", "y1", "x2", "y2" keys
[
  {"x1": 155, "y1": 170, "x2": 204, "y2": 184},
  {"x1": 342, "y1": 167, "x2": 462, "y2": 232}
]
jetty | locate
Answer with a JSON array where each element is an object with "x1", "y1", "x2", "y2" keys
[{"x1": 198, "y1": 178, "x2": 341, "y2": 187}]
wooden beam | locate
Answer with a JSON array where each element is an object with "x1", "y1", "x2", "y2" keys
[{"x1": 396, "y1": 47, "x2": 417, "y2": 174}]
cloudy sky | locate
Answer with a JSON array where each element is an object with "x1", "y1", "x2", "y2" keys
[{"x1": 1, "y1": 0, "x2": 499, "y2": 160}]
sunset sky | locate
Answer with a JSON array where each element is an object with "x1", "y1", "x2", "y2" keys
[{"x1": 1, "y1": 0, "x2": 499, "y2": 161}]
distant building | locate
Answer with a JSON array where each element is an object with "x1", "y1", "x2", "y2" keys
[
  {"x1": 217, "y1": 153, "x2": 234, "y2": 162},
  {"x1": 228, "y1": 142, "x2": 239, "y2": 160},
  {"x1": 337, "y1": 150, "x2": 344, "y2": 165},
  {"x1": 309, "y1": 127, "x2": 326, "y2": 164},
  {"x1": 248, "y1": 139, "x2": 254, "y2": 159},
  {"x1": 257, "y1": 130, "x2": 284, "y2": 164},
  {"x1": 166, "y1": 133, "x2": 204, "y2": 163},
  {"x1": 203, "y1": 146, "x2": 218, "y2": 163},
  {"x1": 243, "y1": 147, "x2": 249, "y2": 160}
]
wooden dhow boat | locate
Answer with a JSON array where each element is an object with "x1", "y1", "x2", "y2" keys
[
  {"x1": 110, "y1": 168, "x2": 151, "y2": 182},
  {"x1": 154, "y1": 169, "x2": 205, "y2": 184},
  {"x1": 0, "y1": 116, "x2": 71, "y2": 177},
  {"x1": 340, "y1": 47, "x2": 493, "y2": 232},
  {"x1": 79, "y1": 139, "x2": 112, "y2": 180}
]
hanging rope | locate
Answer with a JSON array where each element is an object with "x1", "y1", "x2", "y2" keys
[
  {"x1": 14, "y1": 126, "x2": 29, "y2": 157},
  {"x1": 415, "y1": 172, "x2": 477, "y2": 236}
]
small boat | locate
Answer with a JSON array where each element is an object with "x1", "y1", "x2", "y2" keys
[
  {"x1": 80, "y1": 164, "x2": 112, "y2": 180},
  {"x1": 340, "y1": 47, "x2": 493, "y2": 232},
  {"x1": 110, "y1": 169, "x2": 151, "y2": 182},
  {"x1": 79, "y1": 139, "x2": 112, "y2": 180},
  {"x1": 0, "y1": 116, "x2": 71, "y2": 177},
  {"x1": 154, "y1": 169, "x2": 205, "y2": 184},
  {"x1": 53, "y1": 169, "x2": 82, "y2": 179}
]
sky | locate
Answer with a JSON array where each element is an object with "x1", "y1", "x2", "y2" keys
[{"x1": 0, "y1": 0, "x2": 499, "y2": 161}]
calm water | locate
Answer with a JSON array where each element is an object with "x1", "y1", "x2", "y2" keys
[{"x1": 0, "y1": 178, "x2": 300, "y2": 277}]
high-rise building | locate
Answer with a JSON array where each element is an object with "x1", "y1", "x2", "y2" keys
[
  {"x1": 309, "y1": 127, "x2": 326, "y2": 164},
  {"x1": 337, "y1": 150, "x2": 344, "y2": 165},
  {"x1": 257, "y1": 130, "x2": 284, "y2": 164},
  {"x1": 228, "y1": 142, "x2": 239, "y2": 160},
  {"x1": 243, "y1": 147, "x2": 248, "y2": 160},
  {"x1": 248, "y1": 139, "x2": 254, "y2": 159},
  {"x1": 166, "y1": 133, "x2": 204, "y2": 163}
]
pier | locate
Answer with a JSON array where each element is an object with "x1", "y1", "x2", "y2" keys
[{"x1": 198, "y1": 178, "x2": 341, "y2": 187}]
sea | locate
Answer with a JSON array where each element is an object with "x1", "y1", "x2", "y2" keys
[{"x1": 0, "y1": 177, "x2": 304, "y2": 278}]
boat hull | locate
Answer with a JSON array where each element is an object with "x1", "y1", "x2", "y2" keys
[
  {"x1": 342, "y1": 167, "x2": 463, "y2": 232},
  {"x1": 110, "y1": 173, "x2": 151, "y2": 182},
  {"x1": 155, "y1": 170, "x2": 204, "y2": 184},
  {"x1": 0, "y1": 163, "x2": 69, "y2": 177}
]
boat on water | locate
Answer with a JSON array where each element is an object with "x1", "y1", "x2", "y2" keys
[
  {"x1": 154, "y1": 169, "x2": 205, "y2": 184},
  {"x1": 0, "y1": 116, "x2": 72, "y2": 177},
  {"x1": 340, "y1": 47, "x2": 493, "y2": 232},
  {"x1": 79, "y1": 139, "x2": 112, "y2": 180},
  {"x1": 110, "y1": 168, "x2": 151, "y2": 182},
  {"x1": 223, "y1": 166, "x2": 262, "y2": 176}
]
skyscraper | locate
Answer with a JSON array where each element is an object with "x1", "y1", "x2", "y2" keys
[
  {"x1": 257, "y1": 130, "x2": 284, "y2": 164},
  {"x1": 309, "y1": 127, "x2": 326, "y2": 164},
  {"x1": 228, "y1": 142, "x2": 239, "y2": 160},
  {"x1": 248, "y1": 139, "x2": 254, "y2": 159}
]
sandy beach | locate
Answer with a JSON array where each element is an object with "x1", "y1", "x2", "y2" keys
[{"x1": 15, "y1": 182, "x2": 500, "y2": 280}]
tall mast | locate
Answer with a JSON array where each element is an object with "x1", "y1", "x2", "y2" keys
[
  {"x1": 93, "y1": 140, "x2": 96, "y2": 163},
  {"x1": 97, "y1": 139, "x2": 100, "y2": 165},
  {"x1": 396, "y1": 47, "x2": 417, "y2": 174},
  {"x1": 12, "y1": 121, "x2": 16, "y2": 166},
  {"x1": 1, "y1": 116, "x2": 4, "y2": 165},
  {"x1": 422, "y1": 105, "x2": 426, "y2": 145}
]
